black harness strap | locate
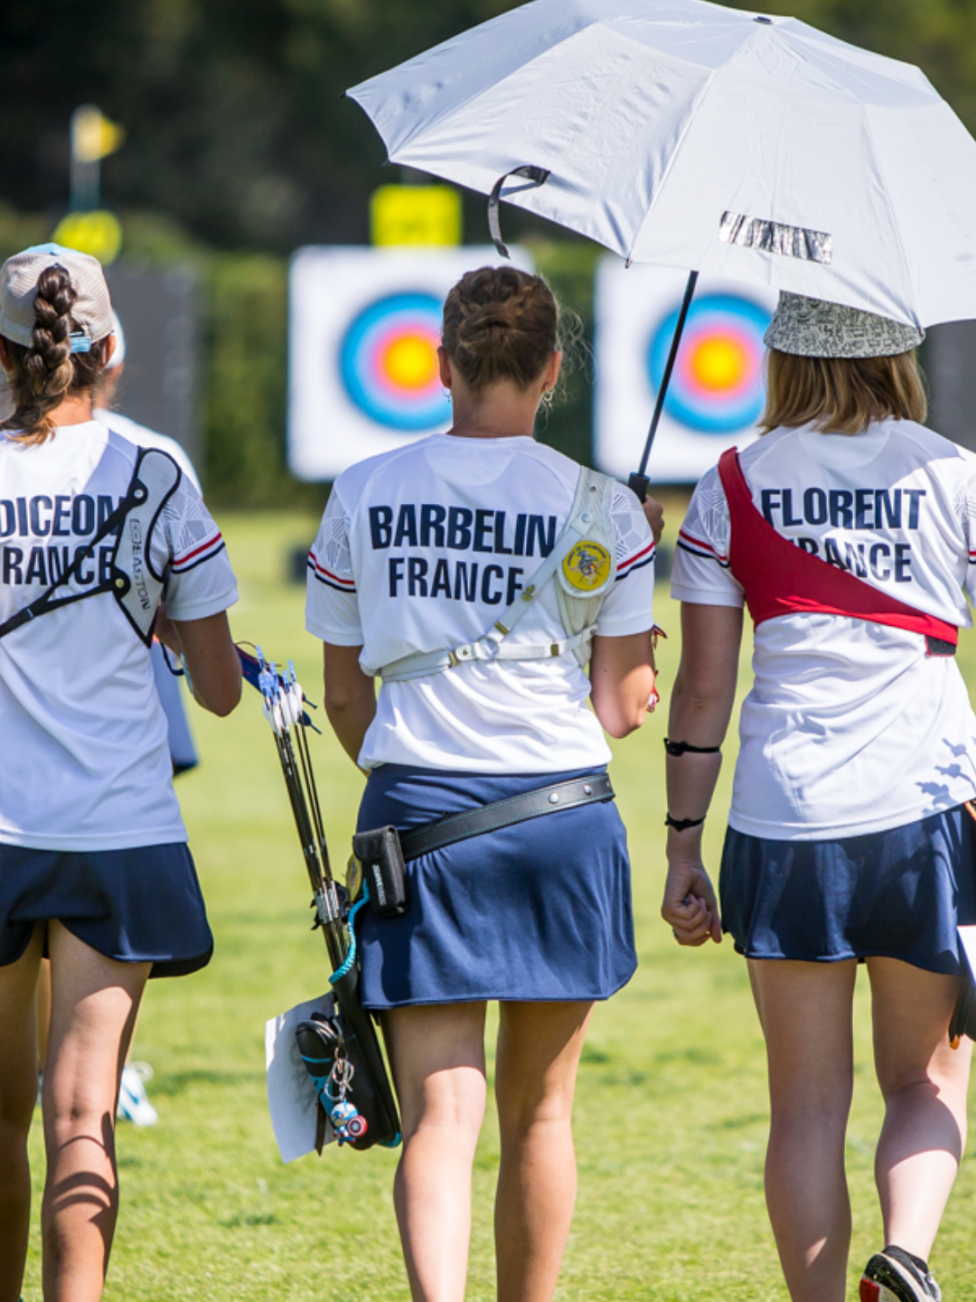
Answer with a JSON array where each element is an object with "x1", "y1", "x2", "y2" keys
[{"x1": 0, "y1": 447, "x2": 180, "y2": 646}]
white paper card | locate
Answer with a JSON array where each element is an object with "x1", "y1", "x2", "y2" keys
[
  {"x1": 957, "y1": 925, "x2": 976, "y2": 979},
  {"x1": 265, "y1": 993, "x2": 336, "y2": 1163}
]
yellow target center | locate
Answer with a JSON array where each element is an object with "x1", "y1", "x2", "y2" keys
[
  {"x1": 689, "y1": 336, "x2": 749, "y2": 392},
  {"x1": 383, "y1": 334, "x2": 438, "y2": 391}
]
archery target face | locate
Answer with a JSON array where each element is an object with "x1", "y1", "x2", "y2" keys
[
  {"x1": 595, "y1": 261, "x2": 777, "y2": 483},
  {"x1": 339, "y1": 292, "x2": 448, "y2": 432},
  {"x1": 289, "y1": 247, "x2": 534, "y2": 480}
]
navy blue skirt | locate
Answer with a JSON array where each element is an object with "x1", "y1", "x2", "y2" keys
[
  {"x1": 720, "y1": 806, "x2": 976, "y2": 974},
  {"x1": 355, "y1": 765, "x2": 637, "y2": 1009},
  {"x1": 0, "y1": 842, "x2": 213, "y2": 978}
]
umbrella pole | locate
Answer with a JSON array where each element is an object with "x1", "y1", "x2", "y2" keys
[{"x1": 628, "y1": 270, "x2": 698, "y2": 502}]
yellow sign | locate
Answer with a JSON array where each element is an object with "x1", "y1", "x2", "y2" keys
[
  {"x1": 371, "y1": 185, "x2": 462, "y2": 247},
  {"x1": 72, "y1": 106, "x2": 126, "y2": 163},
  {"x1": 562, "y1": 541, "x2": 612, "y2": 592},
  {"x1": 51, "y1": 210, "x2": 123, "y2": 265}
]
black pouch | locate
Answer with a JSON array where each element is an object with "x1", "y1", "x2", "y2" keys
[{"x1": 352, "y1": 826, "x2": 410, "y2": 918}]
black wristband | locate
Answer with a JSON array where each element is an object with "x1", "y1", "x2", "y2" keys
[
  {"x1": 665, "y1": 813, "x2": 706, "y2": 831},
  {"x1": 664, "y1": 738, "x2": 721, "y2": 757}
]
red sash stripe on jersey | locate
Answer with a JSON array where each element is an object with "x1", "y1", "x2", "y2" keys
[
  {"x1": 308, "y1": 550, "x2": 357, "y2": 594},
  {"x1": 171, "y1": 530, "x2": 226, "y2": 574},
  {"x1": 716, "y1": 448, "x2": 958, "y2": 648},
  {"x1": 616, "y1": 540, "x2": 655, "y2": 580}
]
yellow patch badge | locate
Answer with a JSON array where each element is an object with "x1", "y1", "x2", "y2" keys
[{"x1": 562, "y1": 541, "x2": 612, "y2": 592}]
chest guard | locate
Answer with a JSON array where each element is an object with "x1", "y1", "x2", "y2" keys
[
  {"x1": 555, "y1": 467, "x2": 617, "y2": 666},
  {"x1": 0, "y1": 446, "x2": 182, "y2": 647},
  {"x1": 380, "y1": 465, "x2": 618, "y2": 683}
]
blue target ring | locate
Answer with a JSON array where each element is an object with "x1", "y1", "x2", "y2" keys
[
  {"x1": 340, "y1": 292, "x2": 451, "y2": 432},
  {"x1": 648, "y1": 294, "x2": 772, "y2": 435}
]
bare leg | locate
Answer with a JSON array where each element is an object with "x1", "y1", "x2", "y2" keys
[
  {"x1": 0, "y1": 923, "x2": 43, "y2": 1302},
  {"x1": 42, "y1": 922, "x2": 149, "y2": 1302},
  {"x1": 867, "y1": 957, "x2": 971, "y2": 1261},
  {"x1": 748, "y1": 958, "x2": 858, "y2": 1302},
  {"x1": 38, "y1": 955, "x2": 51, "y2": 1073},
  {"x1": 383, "y1": 1003, "x2": 488, "y2": 1302},
  {"x1": 494, "y1": 1001, "x2": 593, "y2": 1302}
]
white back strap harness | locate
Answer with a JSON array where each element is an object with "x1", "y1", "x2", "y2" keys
[
  {"x1": 381, "y1": 466, "x2": 617, "y2": 684},
  {"x1": 0, "y1": 446, "x2": 182, "y2": 647}
]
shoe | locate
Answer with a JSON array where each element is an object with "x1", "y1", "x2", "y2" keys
[
  {"x1": 117, "y1": 1061, "x2": 158, "y2": 1126},
  {"x1": 860, "y1": 1246, "x2": 941, "y2": 1302}
]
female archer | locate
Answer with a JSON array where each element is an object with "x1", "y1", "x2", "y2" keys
[
  {"x1": 307, "y1": 265, "x2": 660, "y2": 1302},
  {"x1": 664, "y1": 292, "x2": 976, "y2": 1302},
  {"x1": 0, "y1": 244, "x2": 241, "y2": 1302}
]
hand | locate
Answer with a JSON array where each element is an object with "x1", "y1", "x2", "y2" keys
[
  {"x1": 643, "y1": 495, "x2": 665, "y2": 545},
  {"x1": 661, "y1": 858, "x2": 722, "y2": 946}
]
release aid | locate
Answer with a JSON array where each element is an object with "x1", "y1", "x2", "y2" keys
[{"x1": 295, "y1": 1012, "x2": 370, "y2": 1146}]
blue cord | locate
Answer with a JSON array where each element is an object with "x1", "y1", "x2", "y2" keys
[{"x1": 330, "y1": 882, "x2": 370, "y2": 985}]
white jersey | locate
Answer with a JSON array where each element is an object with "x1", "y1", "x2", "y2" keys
[
  {"x1": 93, "y1": 407, "x2": 202, "y2": 493},
  {"x1": 306, "y1": 433, "x2": 655, "y2": 773},
  {"x1": 0, "y1": 420, "x2": 238, "y2": 850},
  {"x1": 672, "y1": 419, "x2": 976, "y2": 841}
]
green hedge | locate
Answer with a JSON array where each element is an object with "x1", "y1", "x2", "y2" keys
[{"x1": 203, "y1": 253, "x2": 292, "y2": 508}]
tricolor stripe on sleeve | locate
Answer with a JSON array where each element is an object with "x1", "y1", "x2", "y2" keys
[
  {"x1": 676, "y1": 528, "x2": 730, "y2": 568},
  {"x1": 308, "y1": 550, "x2": 357, "y2": 595},
  {"x1": 969, "y1": 547, "x2": 976, "y2": 566},
  {"x1": 171, "y1": 530, "x2": 226, "y2": 573},
  {"x1": 616, "y1": 541, "x2": 656, "y2": 581}
]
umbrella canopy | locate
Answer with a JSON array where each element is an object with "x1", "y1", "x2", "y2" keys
[{"x1": 348, "y1": 0, "x2": 976, "y2": 329}]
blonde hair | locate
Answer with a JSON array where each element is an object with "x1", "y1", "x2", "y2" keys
[{"x1": 759, "y1": 348, "x2": 927, "y2": 436}]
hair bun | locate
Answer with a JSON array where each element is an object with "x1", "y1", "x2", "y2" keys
[{"x1": 442, "y1": 267, "x2": 558, "y2": 394}]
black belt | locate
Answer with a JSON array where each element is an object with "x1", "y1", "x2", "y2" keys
[{"x1": 399, "y1": 772, "x2": 614, "y2": 861}]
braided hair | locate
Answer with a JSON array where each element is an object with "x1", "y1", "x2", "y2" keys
[
  {"x1": 441, "y1": 266, "x2": 561, "y2": 396},
  {"x1": 0, "y1": 266, "x2": 110, "y2": 444}
]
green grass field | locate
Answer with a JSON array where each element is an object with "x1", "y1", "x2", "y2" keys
[{"x1": 20, "y1": 510, "x2": 976, "y2": 1301}]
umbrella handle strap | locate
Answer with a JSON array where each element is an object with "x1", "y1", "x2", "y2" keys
[{"x1": 489, "y1": 166, "x2": 551, "y2": 258}]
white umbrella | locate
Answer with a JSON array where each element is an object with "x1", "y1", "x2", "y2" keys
[
  {"x1": 348, "y1": 0, "x2": 976, "y2": 332},
  {"x1": 348, "y1": 0, "x2": 976, "y2": 486}
]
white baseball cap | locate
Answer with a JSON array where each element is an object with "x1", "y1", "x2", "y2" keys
[
  {"x1": 106, "y1": 310, "x2": 126, "y2": 369},
  {"x1": 0, "y1": 243, "x2": 114, "y2": 354}
]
